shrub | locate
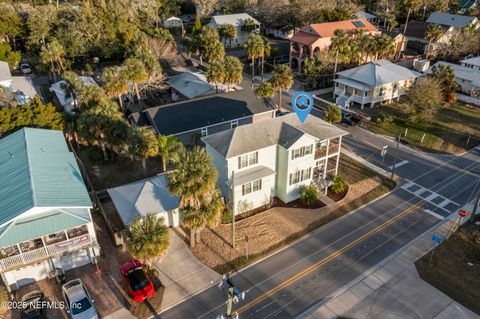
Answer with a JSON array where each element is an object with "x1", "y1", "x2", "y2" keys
[
  {"x1": 375, "y1": 113, "x2": 394, "y2": 127},
  {"x1": 299, "y1": 184, "x2": 319, "y2": 206},
  {"x1": 329, "y1": 175, "x2": 349, "y2": 194},
  {"x1": 0, "y1": 285, "x2": 9, "y2": 314},
  {"x1": 221, "y1": 207, "x2": 233, "y2": 224}
]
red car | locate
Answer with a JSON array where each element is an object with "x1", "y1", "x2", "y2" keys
[{"x1": 120, "y1": 260, "x2": 155, "y2": 302}]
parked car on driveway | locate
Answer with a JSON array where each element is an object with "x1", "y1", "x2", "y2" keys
[
  {"x1": 20, "y1": 63, "x2": 32, "y2": 74},
  {"x1": 120, "y1": 260, "x2": 155, "y2": 302},
  {"x1": 62, "y1": 279, "x2": 98, "y2": 319},
  {"x1": 341, "y1": 112, "x2": 362, "y2": 127},
  {"x1": 20, "y1": 290, "x2": 45, "y2": 319}
]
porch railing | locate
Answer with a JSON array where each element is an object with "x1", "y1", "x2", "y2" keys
[{"x1": 0, "y1": 234, "x2": 91, "y2": 272}]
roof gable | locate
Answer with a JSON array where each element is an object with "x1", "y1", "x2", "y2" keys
[
  {"x1": 0, "y1": 128, "x2": 92, "y2": 226},
  {"x1": 211, "y1": 13, "x2": 259, "y2": 27},
  {"x1": 337, "y1": 60, "x2": 422, "y2": 86},
  {"x1": 203, "y1": 113, "x2": 348, "y2": 158}
]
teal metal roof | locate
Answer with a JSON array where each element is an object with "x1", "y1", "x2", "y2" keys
[
  {"x1": 0, "y1": 209, "x2": 90, "y2": 247},
  {"x1": 0, "y1": 128, "x2": 92, "y2": 226}
]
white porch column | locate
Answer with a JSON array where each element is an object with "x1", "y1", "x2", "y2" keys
[
  {"x1": 334, "y1": 136, "x2": 342, "y2": 176},
  {"x1": 323, "y1": 139, "x2": 330, "y2": 180}
]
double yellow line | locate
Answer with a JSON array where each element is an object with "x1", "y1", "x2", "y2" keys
[{"x1": 237, "y1": 201, "x2": 423, "y2": 314}]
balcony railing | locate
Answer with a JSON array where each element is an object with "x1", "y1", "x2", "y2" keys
[
  {"x1": 315, "y1": 148, "x2": 327, "y2": 159},
  {"x1": 0, "y1": 234, "x2": 91, "y2": 272}
]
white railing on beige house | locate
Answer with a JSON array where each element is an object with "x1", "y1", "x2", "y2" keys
[{"x1": 0, "y1": 234, "x2": 91, "y2": 272}]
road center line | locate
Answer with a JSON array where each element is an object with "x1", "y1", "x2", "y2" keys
[{"x1": 236, "y1": 201, "x2": 424, "y2": 314}]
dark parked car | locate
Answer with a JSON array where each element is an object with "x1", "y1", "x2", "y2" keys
[
  {"x1": 341, "y1": 112, "x2": 362, "y2": 127},
  {"x1": 20, "y1": 290, "x2": 45, "y2": 319}
]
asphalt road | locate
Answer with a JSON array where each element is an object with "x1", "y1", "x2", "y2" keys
[{"x1": 159, "y1": 109, "x2": 480, "y2": 319}]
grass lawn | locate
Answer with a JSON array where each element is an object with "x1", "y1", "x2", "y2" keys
[
  {"x1": 361, "y1": 101, "x2": 480, "y2": 154},
  {"x1": 316, "y1": 92, "x2": 335, "y2": 103},
  {"x1": 192, "y1": 154, "x2": 396, "y2": 273},
  {"x1": 75, "y1": 145, "x2": 164, "y2": 190},
  {"x1": 415, "y1": 221, "x2": 480, "y2": 315}
]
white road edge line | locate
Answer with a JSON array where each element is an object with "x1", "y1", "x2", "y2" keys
[
  {"x1": 423, "y1": 209, "x2": 445, "y2": 220},
  {"x1": 388, "y1": 160, "x2": 409, "y2": 170}
]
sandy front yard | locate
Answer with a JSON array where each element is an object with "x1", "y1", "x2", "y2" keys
[{"x1": 191, "y1": 156, "x2": 395, "y2": 273}]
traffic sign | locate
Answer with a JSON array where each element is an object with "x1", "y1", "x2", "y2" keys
[
  {"x1": 381, "y1": 146, "x2": 388, "y2": 157},
  {"x1": 431, "y1": 234, "x2": 443, "y2": 245},
  {"x1": 458, "y1": 209, "x2": 468, "y2": 218}
]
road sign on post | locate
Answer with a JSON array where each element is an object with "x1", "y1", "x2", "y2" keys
[
  {"x1": 381, "y1": 146, "x2": 388, "y2": 165},
  {"x1": 458, "y1": 209, "x2": 468, "y2": 218}
]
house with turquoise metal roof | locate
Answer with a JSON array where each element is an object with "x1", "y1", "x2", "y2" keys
[{"x1": 0, "y1": 128, "x2": 100, "y2": 291}]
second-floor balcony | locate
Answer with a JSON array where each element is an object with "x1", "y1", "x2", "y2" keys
[
  {"x1": 0, "y1": 225, "x2": 92, "y2": 272},
  {"x1": 315, "y1": 140, "x2": 340, "y2": 160}
]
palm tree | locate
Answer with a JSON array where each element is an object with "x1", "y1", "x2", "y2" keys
[
  {"x1": 245, "y1": 34, "x2": 264, "y2": 89},
  {"x1": 122, "y1": 57, "x2": 148, "y2": 106},
  {"x1": 330, "y1": 29, "x2": 350, "y2": 78},
  {"x1": 243, "y1": 18, "x2": 256, "y2": 33},
  {"x1": 182, "y1": 190, "x2": 223, "y2": 245},
  {"x1": 199, "y1": 26, "x2": 224, "y2": 64},
  {"x1": 129, "y1": 128, "x2": 158, "y2": 175},
  {"x1": 260, "y1": 37, "x2": 271, "y2": 84},
  {"x1": 77, "y1": 100, "x2": 123, "y2": 161},
  {"x1": 157, "y1": 134, "x2": 182, "y2": 172},
  {"x1": 168, "y1": 146, "x2": 219, "y2": 247},
  {"x1": 39, "y1": 39, "x2": 66, "y2": 81},
  {"x1": 223, "y1": 56, "x2": 243, "y2": 91},
  {"x1": 205, "y1": 62, "x2": 225, "y2": 93},
  {"x1": 271, "y1": 64, "x2": 293, "y2": 111},
  {"x1": 323, "y1": 104, "x2": 342, "y2": 123},
  {"x1": 255, "y1": 82, "x2": 275, "y2": 98},
  {"x1": 219, "y1": 23, "x2": 237, "y2": 48},
  {"x1": 126, "y1": 214, "x2": 170, "y2": 262},
  {"x1": 425, "y1": 24, "x2": 443, "y2": 58},
  {"x1": 402, "y1": 0, "x2": 423, "y2": 36},
  {"x1": 102, "y1": 66, "x2": 129, "y2": 111},
  {"x1": 431, "y1": 64, "x2": 458, "y2": 104},
  {"x1": 303, "y1": 56, "x2": 324, "y2": 88}
]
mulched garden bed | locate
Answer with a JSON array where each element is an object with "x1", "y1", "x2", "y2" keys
[
  {"x1": 327, "y1": 187, "x2": 349, "y2": 202},
  {"x1": 233, "y1": 197, "x2": 326, "y2": 223}
]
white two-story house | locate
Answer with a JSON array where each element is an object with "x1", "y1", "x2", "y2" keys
[
  {"x1": 334, "y1": 59, "x2": 422, "y2": 109},
  {"x1": 0, "y1": 128, "x2": 100, "y2": 291},
  {"x1": 208, "y1": 13, "x2": 260, "y2": 48},
  {"x1": 203, "y1": 113, "x2": 348, "y2": 214}
]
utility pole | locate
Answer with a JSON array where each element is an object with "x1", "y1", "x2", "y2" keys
[
  {"x1": 390, "y1": 132, "x2": 402, "y2": 180},
  {"x1": 216, "y1": 274, "x2": 246, "y2": 319},
  {"x1": 231, "y1": 171, "x2": 236, "y2": 249}
]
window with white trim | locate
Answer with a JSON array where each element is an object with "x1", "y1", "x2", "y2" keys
[
  {"x1": 289, "y1": 168, "x2": 311, "y2": 185},
  {"x1": 201, "y1": 127, "x2": 208, "y2": 137},
  {"x1": 291, "y1": 145, "x2": 313, "y2": 160},
  {"x1": 242, "y1": 179, "x2": 262, "y2": 195},
  {"x1": 231, "y1": 120, "x2": 239, "y2": 128},
  {"x1": 238, "y1": 152, "x2": 258, "y2": 169},
  {"x1": 379, "y1": 87, "x2": 385, "y2": 97}
]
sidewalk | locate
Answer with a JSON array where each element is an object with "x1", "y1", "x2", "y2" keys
[
  {"x1": 296, "y1": 218, "x2": 479, "y2": 319},
  {"x1": 342, "y1": 148, "x2": 390, "y2": 178}
]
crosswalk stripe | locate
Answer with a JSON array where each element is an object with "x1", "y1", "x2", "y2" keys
[
  {"x1": 401, "y1": 179, "x2": 460, "y2": 213},
  {"x1": 388, "y1": 160, "x2": 409, "y2": 170}
]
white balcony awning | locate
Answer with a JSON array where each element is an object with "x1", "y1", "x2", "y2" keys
[
  {"x1": 334, "y1": 78, "x2": 372, "y2": 92},
  {"x1": 234, "y1": 166, "x2": 276, "y2": 186}
]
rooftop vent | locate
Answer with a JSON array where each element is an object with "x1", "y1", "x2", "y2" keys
[{"x1": 352, "y1": 20, "x2": 366, "y2": 28}]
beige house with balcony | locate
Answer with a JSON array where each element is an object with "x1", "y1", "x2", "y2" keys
[
  {"x1": 289, "y1": 19, "x2": 380, "y2": 72},
  {"x1": 203, "y1": 114, "x2": 348, "y2": 214},
  {"x1": 334, "y1": 59, "x2": 422, "y2": 109},
  {"x1": 0, "y1": 128, "x2": 100, "y2": 291}
]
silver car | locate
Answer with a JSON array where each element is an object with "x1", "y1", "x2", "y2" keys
[{"x1": 61, "y1": 279, "x2": 98, "y2": 319}]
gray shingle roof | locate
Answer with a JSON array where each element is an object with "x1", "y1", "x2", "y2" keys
[
  {"x1": 460, "y1": 56, "x2": 480, "y2": 67},
  {"x1": 210, "y1": 13, "x2": 260, "y2": 27},
  {"x1": 426, "y1": 12, "x2": 477, "y2": 28},
  {"x1": 203, "y1": 113, "x2": 348, "y2": 158},
  {"x1": 336, "y1": 60, "x2": 422, "y2": 87},
  {"x1": 139, "y1": 89, "x2": 274, "y2": 135},
  {"x1": 107, "y1": 174, "x2": 180, "y2": 226}
]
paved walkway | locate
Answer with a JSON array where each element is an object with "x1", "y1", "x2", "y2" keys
[
  {"x1": 296, "y1": 217, "x2": 479, "y2": 319},
  {"x1": 152, "y1": 229, "x2": 221, "y2": 313}
]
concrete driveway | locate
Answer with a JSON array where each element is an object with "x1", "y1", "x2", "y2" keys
[{"x1": 152, "y1": 229, "x2": 221, "y2": 312}]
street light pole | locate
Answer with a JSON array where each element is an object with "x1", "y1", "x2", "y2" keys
[
  {"x1": 390, "y1": 132, "x2": 402, "y2": 180},
  {"x1": 231, "y1": 170, "x2": 236, "y2": 249},
  {"x1": 469, "y1": 192, "x2": 480, "y2": 223}
]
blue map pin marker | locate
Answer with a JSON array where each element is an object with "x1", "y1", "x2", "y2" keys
[{"x1": 292, "y1": 91, "x2": 313, "y2": 123}]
